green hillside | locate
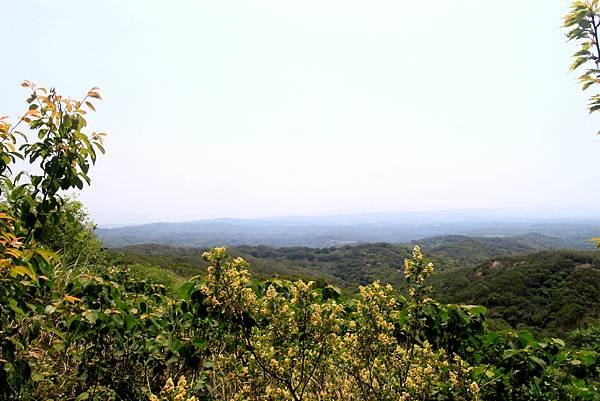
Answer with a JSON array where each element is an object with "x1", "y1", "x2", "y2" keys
[
  {"x1": 112, "y1": 239, "x2": 600, "y2": 337},
  {"x1": 113, "y1": 233, "x2": 562, "y2": 289},
  {"x1": 415, "y1": 233, "x2": 575, "y2": 266},
  {"x1": 432, "y1": 250, "x2": 600, "y2": 336}
]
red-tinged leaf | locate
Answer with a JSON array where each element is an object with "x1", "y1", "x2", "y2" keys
[{"x1": 87, "y1": 91, "x2": 102, "y2": 100}]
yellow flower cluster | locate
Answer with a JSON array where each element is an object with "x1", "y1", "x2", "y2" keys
[
  {"x1": 151, "y1": 376, "x2": 198, "y2": 401},
  {"x1": 201, "y1": 249, "x2": 254, "y2": 318}
]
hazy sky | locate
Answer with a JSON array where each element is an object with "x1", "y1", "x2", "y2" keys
[{"x1": 3, "y1": 1, "x2": 600, "y2": 225}]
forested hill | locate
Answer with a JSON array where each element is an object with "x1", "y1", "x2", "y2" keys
[
  {"x1": 432, "y1": 250, "x2": 600, "y2": 336},
  {"x1": 415, "y1": 233, "x2": 577, "y2": 267},
  {"x1": 112, "y1": 234, "x2": 567, "y2": 289},
  {"x1": 112, "y1": 236, "x2": 600, "y2": 336}
]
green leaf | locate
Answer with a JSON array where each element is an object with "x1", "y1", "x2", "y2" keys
[
  {"x1": 94, "y1": 142, "x2": 105, "y2": 154},
  {"x1": 555, "y1": 351, "x2": 569, "y2": 363},
  {"x1": 76, "y1": 391, "x2": 90, "y2": 400},
  {"x1": 10, "y1": 265, "x2": 37, "y2": 280},
  {"x1": 52, "y1": 342, "x2": 65, "y2": 352},
  {"x1": 398, "y1": 308, "x2": 409, "y2": 326},
  {"x1": 573, "y1": 49, "x2": 591, "y2": 57},
  {"x1": 518, "y1": 330, "x2": 534, "y2": 347},
  {"x1": 578, "y1": 351, "x2": 597, "y2": 366},
  {"x1": 125, "y1": 315, "x2": 138, "y2": 331},
  {"x1": 582, "y1": 81, "x2": 595, "y2": 90},
  {"x1": 570, "y1": 56, "x2": 590, "y2": 71},
  {"x1": 82, "y1": 310, "x2": 98, "y2": 324},
  {"x1": 465, "y1": 305, "x2": 487, "y2": 315},
  {"x1": 8, "y1": 299, "x2": 24, "y2": 315},
  {"x1": 192, "y1": 338, "x2": 207, "y2": 349},
  {"x1": 482, "y1": 332, "x2": 499, "y2": 346},
  {"x1": 35, "y1": 248, "x2": 57, "y2": 263},
  {"x1": 63, "y1": 115, "x2": 72, "y2": 130},
  {"x1": 503, "y1": 349, "x2": 521, "y2": 359},
  {"x1": 528, "y1": 356, "x2": 546, "y2": 368},
  {"x1": 179, "y1": 282, "x2": 196, "y2": 300}
]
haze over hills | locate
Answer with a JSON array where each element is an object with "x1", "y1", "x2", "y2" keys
[
  {"x1": 102, "y1": 209, "x2": 600, "y2": 337},
  {"x1": 96, "y1": 209, "x2": 600, "y2": 249}
]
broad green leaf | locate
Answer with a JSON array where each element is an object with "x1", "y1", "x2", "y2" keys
[
  {"x1": 10, "y1": 265, "x2": 36, "y2": 280},
  {"x1": 529, "y1": 356, "x2": 547, "y2": 368},
  {"x1": 35, "y1": 248, "x2": 57, "y2": 263},
  {"x1": 82, "y1": 310, "x2": 98, "y2": 324}
]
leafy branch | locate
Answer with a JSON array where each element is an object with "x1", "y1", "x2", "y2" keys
[{"x1": 564, "y1": 0, "x2": 600, "y2": 131}]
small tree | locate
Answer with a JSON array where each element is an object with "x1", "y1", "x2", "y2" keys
[
  {"x1": 0, "y1": 81, "x2": 105, "y2": 244},
  {"x1": 564, "y1": 1, "x2": 600, "y2": 128},
  {"x1": 0, "y1": 82, "x2": 105, "y2": 398}
]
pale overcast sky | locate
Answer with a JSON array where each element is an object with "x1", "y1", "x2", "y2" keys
[{"x1": 2, "y1": 1, "x2": 600, "y2": 225}]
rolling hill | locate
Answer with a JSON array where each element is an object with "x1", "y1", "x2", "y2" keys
[{"x1": 111, "y1": 235, "x2": 600, "y2": 336}]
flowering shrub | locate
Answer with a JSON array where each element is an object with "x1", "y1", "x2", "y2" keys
[
  {"x1": 175, "y1": 247, "x2": 597, "y2": 401},
  {"x1": 185, "y1": 246, "x2": 481, "y2": 401}
]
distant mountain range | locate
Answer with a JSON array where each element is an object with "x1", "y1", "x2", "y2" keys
[{"x1": 96, "y1": 211, "x2": 600, "y2": 249}]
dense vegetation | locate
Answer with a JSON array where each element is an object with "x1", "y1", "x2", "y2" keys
[
  {"x1": 112, "y1": 233, "x2": 566, "y2": 286},
  {"x1": 113, "y1": 241, "x2": 600, "y2": 338},
  {"x1": 432, "y1": 251, "x2": 600, "y2": 336},
  {"x1": 2, "y1": 3, "x2": 600, "y2": 398}
]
